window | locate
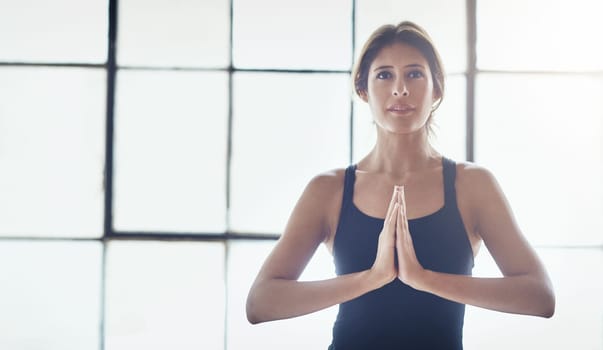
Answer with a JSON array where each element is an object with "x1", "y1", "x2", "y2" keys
[{"x1": 0, "y1": 1, "x2": 601, "y2": 349}]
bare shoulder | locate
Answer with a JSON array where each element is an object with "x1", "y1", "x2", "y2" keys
[
  {"x1": 454, "y1": 161, "x2": 518, "y2": 237},
  {"x1": 305, "y1": 168, "x2": 346, "y2": 196},
  {"x1": 456, "y1": 161, "x2": 496, "y2": 180},
  {"x1": 455, "y1": 161, "x2": 501, "y2": 198},
  {"x1": 299, "y1": 168, "x2": 347, "y2": 246},
  {"x1": 453, "y1": 161, "x2": 505, "y2": 234},
  {"x1": 292, "y1": 167, "x2": 346, "y2": 229}
]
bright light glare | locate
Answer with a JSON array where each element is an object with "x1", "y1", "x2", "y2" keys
[{"x1": 478, "y1": 0, "x2": 603, "y2": 71}]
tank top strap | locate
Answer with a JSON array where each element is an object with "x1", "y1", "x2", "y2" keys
[
  {"x1": 442, "y1": 157, "x2": 458, "y2": 207},
  {"x1": 340, "y1": 164, "x2": 357, "y2": 214}
]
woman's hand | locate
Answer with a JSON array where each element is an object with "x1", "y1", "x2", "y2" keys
[
  {"x1": 395, "y1": 186, "x2": 426, "y2": 289},
  {"x1": 369, "y1": 187, "x2": 400, "y2": 288}
]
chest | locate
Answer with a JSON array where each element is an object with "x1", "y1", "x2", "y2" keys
[
  {"x1": 353, "y1": 169, "x2": 444, "y2": 220},
  {"x1": 333, "y1": 202, "x2": 474, "y2": 276}
]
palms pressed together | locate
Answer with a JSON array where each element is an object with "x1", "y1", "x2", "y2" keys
[{"x1": 372, "y1": 186, "x2": 426, "y2": 290}]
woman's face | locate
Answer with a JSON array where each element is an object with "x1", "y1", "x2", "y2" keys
[{"x1": 362, "y1": 42, "x2": 439, "y2": 136}]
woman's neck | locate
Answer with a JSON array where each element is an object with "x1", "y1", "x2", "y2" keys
[{"x1": 360, "y1": 128, "x2": 440, "y2": 178}]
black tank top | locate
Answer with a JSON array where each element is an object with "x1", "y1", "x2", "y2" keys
[{"x1": 330, "y1": 157, "x2": 474, "y2": 350}]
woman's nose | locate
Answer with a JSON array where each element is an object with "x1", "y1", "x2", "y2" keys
[{"x1": 393, "y1": 83, "x2": 409, "y2": 97}]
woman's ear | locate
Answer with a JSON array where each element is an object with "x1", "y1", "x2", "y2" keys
[
  {"x1": 358, "y1": 90, "x2": 369, "y2": 102},
  {"x1": 432, "y1": 88, "x2": 442, "y2": 105}
]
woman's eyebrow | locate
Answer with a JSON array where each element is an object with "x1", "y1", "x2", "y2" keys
[
  {"x1": 405, "y1": 63, "x2": 426, "y2": 69},
  {"x1": 373, "y1": 65, "x2": 393, "y2": 71},
  {"x1": 373, "y1": 63, "x2": 426, "y2": 72}
]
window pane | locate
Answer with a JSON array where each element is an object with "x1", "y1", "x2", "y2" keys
[
  {"x1": 465, "y1": 247, "x2": 603, "y2": 349},
  {"x1": 431, "y1": 75, "x2": 466, "y2": 161},
  {"x1": 353, "y1": 75, "x2": 466, "y2": 162},
  {"x1": 105, "y1": 241, "x2": 225, "y2": 350},
  {"x1": 233, "y1": 0, "x2": 352, "y2": 70},
  {"x1": 118, "y1": 0, "x2": 230, "y2": 68},
  {"x1": 227, "y1": 241, "x2": 337, "y2": 349},
  {"x1": 0, "y1": 0, "x2": 107, "y2": 63},
  {"x1": 0, "y1": 241, "x2": 102, "y2": 350},
  {"x1": 475, "y1": 74, "x2": 603, "y2": 246},
  {"x1": 114, "y1": 70, "x2": 228, "y2": 233},
  {"x1": 231, "y1": 72, "x2": 350, "y2": 234},
  {"x1": 477, "y1": 0, "x2": 603, "y2": 71},
  {"x1": 0, "y1": 67, "x2": 105, "y2": 238},
  {"x1": 356, "y1": 0, "x2": 467, "y2": 73}
]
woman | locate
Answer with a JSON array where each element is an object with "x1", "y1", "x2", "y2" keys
[{"x1": 246, "y1": 21, "x2": 555, "y2": 349}]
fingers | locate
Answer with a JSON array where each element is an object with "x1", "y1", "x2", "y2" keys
[
  {"x1": 396, "y1": 203, "x2": 405, "y2": 246},
  {"x1": 385, "y1": 186, "x2": 400, "y2": 222},
  {"x1": 386, "y1": 203, "x2": 399, "y2": 230},
  {"x1": 396, "y1": 186, "x2": 406, "y2": 218},
  {"x1": 396, "y1": 186, "x2": 411, "y2": 243},
  {"x1": 399, "y1": 187, "x2": 410, "y2": 231}
]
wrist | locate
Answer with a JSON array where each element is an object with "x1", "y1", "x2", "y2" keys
[
  {"x1": 413, "y1": 269, "x2": 433, "y2": 292},
  {"x1": 365, "y1": 268, "x2": 391, "y2": 290}
]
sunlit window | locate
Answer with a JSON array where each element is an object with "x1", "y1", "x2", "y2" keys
[
  {"x1": 0, "y1": 241, "x2": 102, "y2": 349},
  {"x1": 0, "y1": 67, "x2": 105, "y2": 238},
  {"x1": 475, "y1": 74, "x2": 603, "y2": 246},
  {"x1": 233, "y1": 0, "x2": 352, "y2": 70},
  {"x1": 477, "y1": 0, "x2": 603, "y2": 71},
  {"x1": 230, "y1": 72, "x2": 350, "y2": 234},
  {"x1": 0, "y1": 1, "x2": 601, "y2": 350},
  {"x1": 0, "y1": 0, "x2": 107, "y2": 63},
  {"x1": 113, "y1": 70, "x2": 228, "y2": 233},
  {"x1": 118, "y1": 0, "x2": 230, "y2": 68},
  {"x1": 105, "y1": 241, "x2": 225, "y2": 350}
]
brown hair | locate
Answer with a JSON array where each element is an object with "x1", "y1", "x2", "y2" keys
[{"x1": 352, "y1": 21, "x2": 445, "y2": 130}]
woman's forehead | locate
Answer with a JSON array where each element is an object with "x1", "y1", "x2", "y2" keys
[{"x1": 370, "y1": 42, "x2": 429, "y2": 68}]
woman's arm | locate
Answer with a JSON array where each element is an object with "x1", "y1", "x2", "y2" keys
[
  {"x1": 397, "y1": 164, "x2": 555, "y2": 318},
  {"x1": 246, "y1": 172, "x2": 399, "y2": 324}
]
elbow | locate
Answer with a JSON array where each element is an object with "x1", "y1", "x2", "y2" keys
[
  {"x1": 246, "y1": 295, "x2": 260, "y2": 324},
  {"x1": 538, "y1": 302, "x2": 555, "y2": 319},
  {"x1": 542, "y1": 307, "x2": 555, "y2": 319},
  {"x1": 246, "y1": 290, "x2": 267, "y2": 325},
  {"x1": 246, "y1": 303, "x2": 262, "y2": 325},
  {"x1": 246, "y1": 311, "x2": 261, "y2": 325},
  {"x1": 246, "y1": 278, "x2": 282, "y2": 324},
  {"x1": 537, "y1": 283, "x2": 556, "y2": 318},
  {"x1": 541, "y1": 292, "x2": 556, "y2": 318}
]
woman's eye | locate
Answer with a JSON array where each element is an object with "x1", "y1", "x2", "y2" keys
[
  {"x1": 408, "y1": 70, "x2": 424, "y2": 79},
  {"x1": 376, "y1": 71, "x2": 392, "y2": 79}
]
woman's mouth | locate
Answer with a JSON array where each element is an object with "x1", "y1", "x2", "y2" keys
[{"x1": 387, "y1": 104, "x2": 415, "y2": 114}]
